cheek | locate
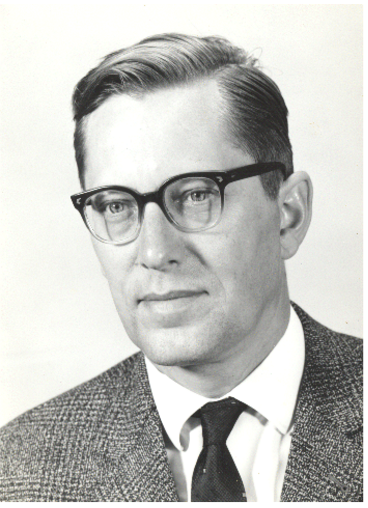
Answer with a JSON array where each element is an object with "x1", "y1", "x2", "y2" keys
[
  {"x1": 205, "y1": 206, "x2": 281, "y2": 306},
  {"x1": 94, "y1": 246, "x2": 139, "y2": 336},
  {"x1": 92, "y1": 240, "x2": 135, "y2": 293},
  {"x1": 242, "y1": 217, "x2": 282, "y2": 305}
]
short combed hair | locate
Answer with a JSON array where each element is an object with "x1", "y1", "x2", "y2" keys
[{"x1": 72, "y1": 33, "x2": 293, "y2": 198}]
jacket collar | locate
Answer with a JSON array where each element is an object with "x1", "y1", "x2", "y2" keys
[
  {"x1": 281, "y1": 303, "x2": 362, "y2": 501},
  {"x1": 291, "y1": 302, "x2": 362, "y2": 434}
]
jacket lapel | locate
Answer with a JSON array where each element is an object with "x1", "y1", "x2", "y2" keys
[
  {"x1": 281, "y1": 304, "x2": 362, "y2": 502},
  {"x1": 85, "y1": 353, "x2": 178, "y2": 502}
]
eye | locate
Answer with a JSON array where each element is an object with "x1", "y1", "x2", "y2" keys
[
  {"x1": 164, "y1": 177, "x2": 221, "y2": 214},
  {"x1": 189, "y1": 191, "x2": 208, "y2": 202},
  {"x1": 106, "y1": 201, "x2": 126, "y2": 214},
  {"x1": 181, "y1": 189, "x2": 218, "y2": 205},
  {"x1": 98, "y1": 200, "x2": 136, "y2": 222}
]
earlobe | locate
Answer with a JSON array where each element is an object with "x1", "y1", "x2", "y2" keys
[{"x1": 279, "y1": 171, "x2": 313, "y2": 260}]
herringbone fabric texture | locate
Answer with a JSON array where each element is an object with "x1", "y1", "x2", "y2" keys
[
  {"x1": 191, "y1": 397, "x2": 247, "y2": 502},
  {"x1": 0, "y1": 303, "x2": 363, "y2": 501}
]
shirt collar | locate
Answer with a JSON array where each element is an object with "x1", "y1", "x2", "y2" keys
[{"x1": 145, "y1": 305, "x2": 305, "y2": 450}]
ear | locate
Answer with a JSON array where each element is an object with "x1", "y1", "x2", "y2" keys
[{"x1": 278, "y1": 171, "x2": 313, "y2": 260}]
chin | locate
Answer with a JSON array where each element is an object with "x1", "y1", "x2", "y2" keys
[
  {"x1": 132, "y1": 326, "x2": 223, "y2": 368},
  {"x1": 142, "y1": 343, "x2": 207, "y2": 368}
]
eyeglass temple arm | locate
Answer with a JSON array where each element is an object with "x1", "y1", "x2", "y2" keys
[{"x1": 225, "y1": 162, "x2": 286, "y2": 183}]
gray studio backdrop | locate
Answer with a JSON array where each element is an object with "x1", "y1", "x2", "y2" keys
[{"x1": 0, "y1": 4, "x2": 362, "y2": 426}]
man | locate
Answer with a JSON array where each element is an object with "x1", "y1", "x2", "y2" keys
[{"x1": 0, "y1": 33, "x2": 362, "y2": 502}]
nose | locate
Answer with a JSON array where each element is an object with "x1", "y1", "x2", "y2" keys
[{"x1": 136, "y1": 203, "x2": 184, "y2": 271}]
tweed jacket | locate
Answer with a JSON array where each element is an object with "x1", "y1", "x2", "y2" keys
[{"x1": 0, "y1": 304, "x2": 363, "y2": 501}]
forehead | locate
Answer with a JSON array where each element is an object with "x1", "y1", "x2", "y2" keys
[{"x1": 83, "y1": 80, "x2": 250, "y2": 191}]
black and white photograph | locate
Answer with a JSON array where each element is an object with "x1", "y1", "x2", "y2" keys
[{"x1": 0, "y1": 3, "x2": 363, "y2": 502}]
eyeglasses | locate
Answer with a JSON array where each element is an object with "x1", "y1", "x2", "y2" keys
[{"x1": 71, "y1": 162, "x2": 285, "y2": 245}]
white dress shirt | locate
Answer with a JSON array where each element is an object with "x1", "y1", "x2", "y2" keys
[{"x1": 145, "y1": 305, "x2": 305, "y2": 502}]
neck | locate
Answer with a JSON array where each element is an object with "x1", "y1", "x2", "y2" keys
[{"x1": 152, "y1": 288, "x2": 291, "y2": 398}]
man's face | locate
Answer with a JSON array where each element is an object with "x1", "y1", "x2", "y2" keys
[{"x1": 83, "y1": 80, "x2": 284, "y2": 368}]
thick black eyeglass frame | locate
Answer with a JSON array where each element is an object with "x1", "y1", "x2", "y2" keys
[{"x1": 71, "y1": 162, "x2": 286, "y2": 244}]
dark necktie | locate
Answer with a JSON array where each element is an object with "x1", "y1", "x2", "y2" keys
[{"x1": 191, "y1": 397, "x2": 247, "y2": 502}]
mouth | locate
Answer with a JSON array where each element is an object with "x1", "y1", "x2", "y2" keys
[
  {"x1": 137, "y1": 289, "x2": 208, "y2": 327},
  {"x1": 139, "y1": 290, "x2": 206, "y2": 303}
]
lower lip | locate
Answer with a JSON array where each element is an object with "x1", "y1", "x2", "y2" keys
[{"x1": 138, "y1": 293, "x2": 208, "y2": 327}]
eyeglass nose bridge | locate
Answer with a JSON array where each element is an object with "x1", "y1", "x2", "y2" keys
[{"x1": 136, "y1": 187, "x2": 173, "y2": 227}]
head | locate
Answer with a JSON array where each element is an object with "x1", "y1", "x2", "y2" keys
[{"x1": 71, "y1": 34, "x2": 312, "y2": 370}]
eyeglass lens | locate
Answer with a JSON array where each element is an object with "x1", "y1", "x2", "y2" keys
[
  {"x1": 84, "y1": 177, "x2": 223, "y2": 244},
  {"x1": 85, "y1": 190, "x2": 140, "y2": 244},
  {"x1": 164, "y1": 177, "x2": 221, "y2": 230}
]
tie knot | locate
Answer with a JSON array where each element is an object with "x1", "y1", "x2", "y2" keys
[{"x1": 199, "y1": 397, "x2": 245, "y2": 446}]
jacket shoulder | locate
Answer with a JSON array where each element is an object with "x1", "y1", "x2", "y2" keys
[
  {"x1": 1, "y1": 352, "x2": 142, "y2": 428},
  {"x1": 292, "y1": 302, "x2": 363, "y2": 426},
  {"x1": 0, "y1": 352, "x2": 145, "y2": 501},
  {"x1": 292, "y1": 301, "x2": 362, "y2": 362}
]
